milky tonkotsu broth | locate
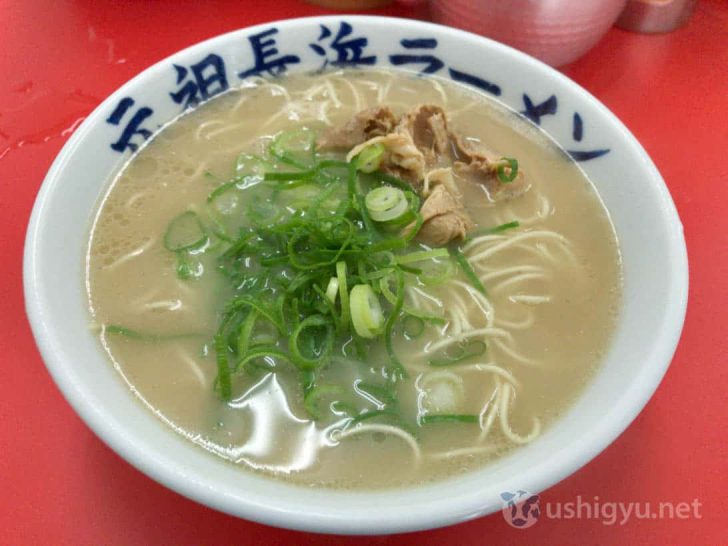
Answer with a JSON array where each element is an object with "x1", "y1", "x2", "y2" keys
[{"x1": 87, "y1": 69, "x2": 621, "y2": 488}]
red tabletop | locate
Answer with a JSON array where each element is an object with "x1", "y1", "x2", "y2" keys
[{"x1": 3, "y1": 1, "x2": 726, "y2": 544}]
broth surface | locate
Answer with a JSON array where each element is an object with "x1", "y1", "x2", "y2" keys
[{"x1": 87, "y1": 69, "x2": 622, "y2": 488}]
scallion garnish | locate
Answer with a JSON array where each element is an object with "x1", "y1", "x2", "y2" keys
[
  {"x1": 349, "y1": 284, "x2": 384, "y2": 339},
  {"x1": 395, "y1": 248, "x2": 450, "y2": 265},
  {"x1": 496, "y1": 157, "x2": 519, "y2": 183},
  {"x1": 402, "y1": 315, "x2": 425, "y2": 339},
  {"x1": 289, "y1": 315, "x2": 335, "y2": 370},
  {"x1": 464, "y1": 220, "x2": 520, "y2": 242},
  {"x1": 304, "y1": 384, "x2": 344, "y2": 420},
  {"x1": 103, "y1": 325, "x2": 203, "y2": 341},
  {"x1": 151, "y1": 123, "x2": 510, "y2": 422},
  {"x1": 214, "y1": 334, "x2": 232, "y2": 402},
  {"x1": 325, "y1": 277, "x2": 339, "y2": 304},
  {"x1": 263, "y1": 169, "x2": 316, "y2": 182},
  {"x1": 383, "y1": 268, "x2": 408, "y2": 379},
  {"x1": 428, "y1": 340, "x2": 487, "y2": 367},
  {"x1": 269, "y1": 128, "x2": 316, "y2": 169},
  {"x1": 365, "y1": 186, "x2": 409, "y2": 222},
  {"x1": 354, "y1": 142, "x2": 385, "y2": 173},
  {"x1": 420, "y1": 414, "x2": 479, "y2": 425},
  {"x1": 235, "y1": 346, "x2": 290, "y2": 372},
  {"x1": 452, "y1": 249, "x2": 487, "y2": 296},
  {"x1": 355, "y1": 382, "x2": 397, "y2": 406},
  {"x1": 336, "y1": 261, "x2": 350, "y2": 328},
  {"x1": 164, "y1": 211, "x2": 207, "y2": 252},
  {"x1": 379, "y1": 274, "x2": 446, "y2": 325}
]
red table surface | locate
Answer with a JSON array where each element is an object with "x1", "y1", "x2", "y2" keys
[{"x1": 2, "y1": 1, "x2": 727, "y2": 544}]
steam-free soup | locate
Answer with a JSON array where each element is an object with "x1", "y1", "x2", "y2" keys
[{"x1": 87, "y1": 69, "x2": 621, "y2": 488}]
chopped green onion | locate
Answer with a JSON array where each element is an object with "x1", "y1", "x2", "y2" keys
[
  {"x1": 452, "y1": 249, "x2": 487, "y2": 296},
  {"x1": 235, "y1": 346, "x2": 291, "y2": 372},
  {"x1": 395, "y1": 248, "x2": 450, "y2": 265},
  {"x1": 349, "y1": 284, "x2": 384, "y2": 338},
  {"x1": 379, "y1": 274, "x2": 445, "y2": 324},
  {"x1": 316, "y1": 159, "x2": 353, "y2": 181},
  {"x1": 428, "y1": 339, "x2": 487, "y2": 367},
  {"x1": 356, "y1": 193, "x2": 379, "y2": 237},
  {"x1": 226, "y1": 295, "x2": 285, "y2": 335},
  {"x1": 417, "y1": 257, "x2": 456, "y2": 285},
  {"x1": 263, "y1": 169, "x2": 316, "y2": 182},
  {"x1": 383, "y1": 268, "x2": 408, "y2": 379},
  {"x1": 496, "y1": 157, "x2": 519, "y2": 183},
  {"x1": 307, "y1": 183, "x2": 342, "y2": 217},
  {"x1": 354, "y1": 142, "x2": 385, "y2": 173},
  {"x1": 286, "y1": 218, "x2": 354, "y2": 270},
  {"x1": 345, "y1": 161, "x2": 357, "y2": 207},
  {"x1": 325, "y1": 277, "x2": 339, "y2": 304},
  {"x1": 403, "y1": 212, "x2": 424, "y2": 242},
  {"x1": 214, "y1": 334, "x2": 232, "y2": 402},
  {"x1": 420, "y1": 414, "x2": 479, "y2": 425},
  {"x1": 103, "y1": 324, "x2": 203, "y2": 341},
  {"x1": 336, "y1": 261, "x2": 350, "y2": 328},
  {"x1": 301, "y1": 369, "x2": 316, "y2": 395},
  {"x1": 365, "y1": 186, "x2": 408, "y2": 223},
  {"x1": 375, "y1": 190, "x2": 418, "y2": 228},
  {"x1": 363, "y1": 266, "x2": 395, "y2": 282},
  {"x1": 488, "y1": 220, "x2": 520, "y2": 233},
  {"x1": 398, "y1": 264, "x2": 422, "y2": 275},
  {"x1": 183, "y1": 133, "x2": 492, "y2": 410},
  {"x1": 247, "y1": 195, "x2": 281, "y2": 225},
  {"x1": 402, "y1": 315, "x2": 425, "y2": 339},
  {"x1": 465, "y1": 220, "x2": 520, "y2": 242},
  {"x1": 236, "y1": 310, "x2": 258, "y2": 358},
  {"x1": 304, "y1": 384, "x2": 343, "y2": 420},
  {"x1": 175, "y1": 252, "x2": 200, "y2": 280},
  {"x1": 288, "y1": 315, "x2": 334, "y2": 370},
  {"x1": 367, "y1": 238, "x2": 407, "y2": 252},
  {"x1": 355, "y1": 381, "x2": 397, "y2": 406},
  {"x1": 207, "y1": 181, "x2": 237, "y2": 205},
  {"x1": 164, "y1": 211, "x2": 207, "y2": 252},
  {"x1": 314, "y1": 284, "x2": 342, "y2": 333},
  {"x1": 270, "y1": 129, "x2": 316, "y2": 169}
]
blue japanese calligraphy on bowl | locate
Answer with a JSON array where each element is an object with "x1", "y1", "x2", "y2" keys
[
  {"x1": 24, "y1": 16, "x2": 687, "y2": 535},
  {"x1": 105, "y1": 20, "x2": 610, "y2": 162}
]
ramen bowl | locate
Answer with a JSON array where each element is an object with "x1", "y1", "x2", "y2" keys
[{"x1": 24, "y1": 16, "x2": 687, "y2": 534}]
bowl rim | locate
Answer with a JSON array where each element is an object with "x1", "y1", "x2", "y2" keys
[{"x1": 24, "y1": 15, "x2": 689, "y2": 535}]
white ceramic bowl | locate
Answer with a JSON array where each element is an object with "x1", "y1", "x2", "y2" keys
[{"x1": 24, "y1": 16, "x2": 687, "y2": 534}]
